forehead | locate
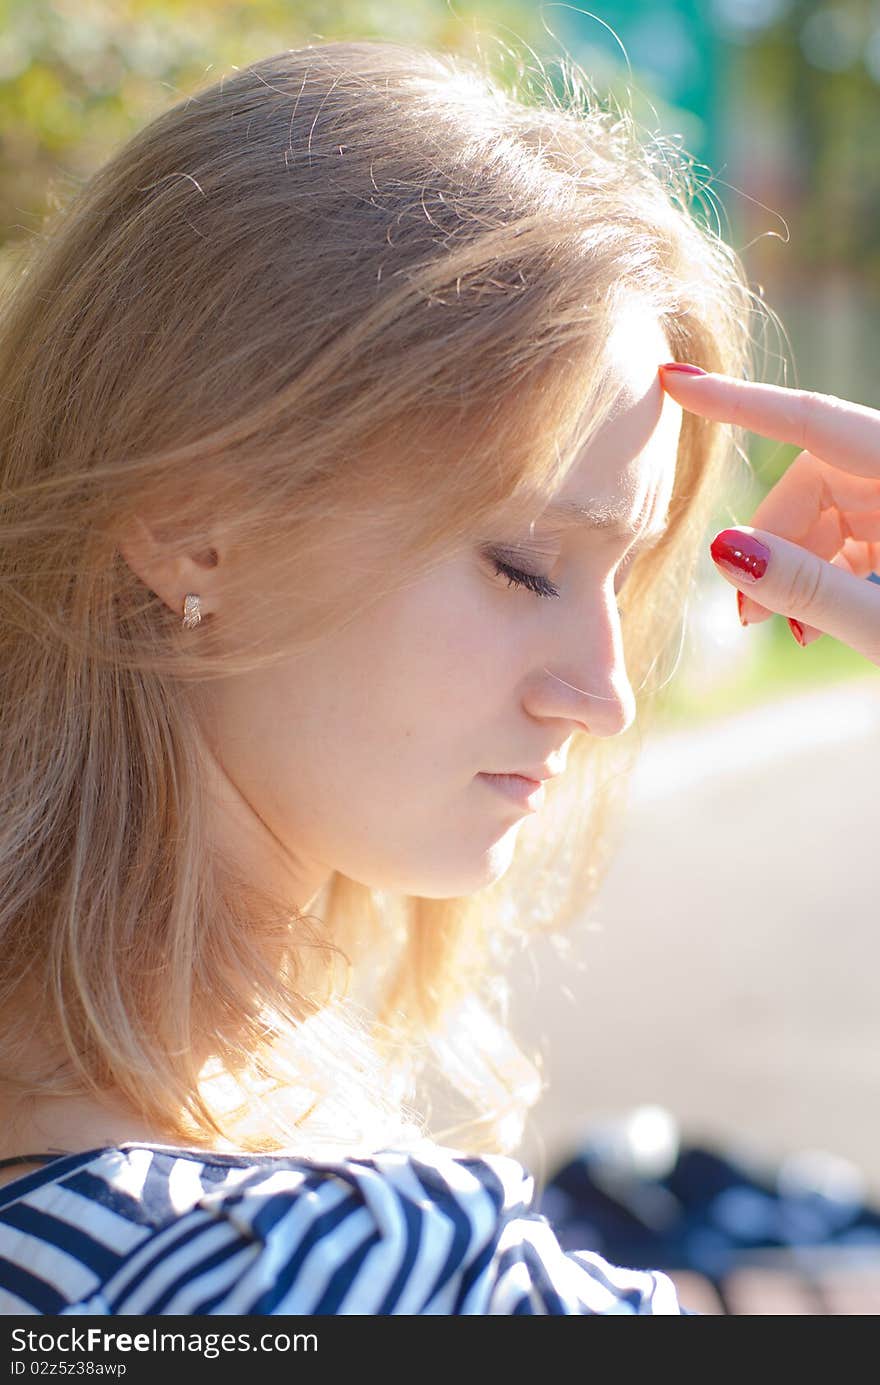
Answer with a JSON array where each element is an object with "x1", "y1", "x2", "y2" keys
[{"x1": 538, "y1": 306, "x2": 681, "y2": 538}]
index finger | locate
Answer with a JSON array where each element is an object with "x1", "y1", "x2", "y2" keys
[{"x1": 658, "y1": 368, "x2": 880, "y2": 478}]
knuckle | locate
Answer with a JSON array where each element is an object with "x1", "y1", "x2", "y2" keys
[
  {"x1": 786, "y1": 552, "x2": 824, "y2": 613},
  {"x1": 799, "y1": 388, "x2": 843, "y2": 450}
]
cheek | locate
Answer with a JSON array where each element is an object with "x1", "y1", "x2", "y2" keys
[{"x1": 350, "y1": 568, "x2": 512, "y2": 719}]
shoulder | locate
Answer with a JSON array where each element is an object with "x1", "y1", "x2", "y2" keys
[{"x1": 52, "y1": 1140, "x2": 683, "y2": 1315}]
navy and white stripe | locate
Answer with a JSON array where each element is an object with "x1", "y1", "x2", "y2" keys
[{"x1": 0, "y1": 1141, "x2": 685, "y2": 1314}]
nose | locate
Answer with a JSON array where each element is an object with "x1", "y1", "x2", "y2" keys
[
  {"x1": 529, "y1": 590, "x2": 637, "y2": 738},
  {"x1": 539, "y1": 665, "x2": 636, "y2": 738}
]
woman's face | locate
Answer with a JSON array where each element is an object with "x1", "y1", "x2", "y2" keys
[{"x1": 198, "y1": 308, "x2": 682, "y2": 911}]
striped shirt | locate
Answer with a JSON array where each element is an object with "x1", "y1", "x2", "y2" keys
[{"x1": 0, "y1": 1141, "x2": 687, "y2": 1315}]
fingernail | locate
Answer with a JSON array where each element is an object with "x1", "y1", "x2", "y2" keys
[
  {"x1": 659, "y1": 362, "x2": 708, "y2": 376},
  {"x1": 710, "y1": 529, "x2": 771, "y2": 582},
  {"x1": 788, "y1": 617, "x2": 806, "y2": 646},
  {"x1": 736, "y1": 590, "x2": 748, "y2": 626}
]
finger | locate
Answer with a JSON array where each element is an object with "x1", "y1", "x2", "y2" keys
[
  {"x1": 750, "y1": 535, "x2": 863, "y2": 643},
  {"x1": 737, "y1": 498, "x2": 859, "y2": 623},
  {"x1": 751, "y1": 448, "x2": 880, "y2": 538},
  {"x1": 659, "y1": 368, "x2": 880, "y2": 478},
  {"x1": 709, "y1": 525, "x2": 880, "y2": 667},
  {"x1": 737, "y1": 451, "x2": 880, "y2": 624},
  {"x1": 770, "y1": 529, "x2": 880, "y2": 638},
  {"x1": 797, "y1": 543, "x2": 880, "y2": 647},
  {"x1": 752, "y1": 451, "x2": 880, "y2": 532},
  {"x1": 739, "y1": 490, "x2": 857, "y2": 624}
]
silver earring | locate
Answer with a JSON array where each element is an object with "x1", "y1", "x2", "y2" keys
[{"x1": 181, "y1": 593, "x2": 202, "y2": 629}]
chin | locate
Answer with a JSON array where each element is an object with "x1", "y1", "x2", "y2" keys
[{"x1": 393, "y1": 837, "x2": 519, "y2": 899}]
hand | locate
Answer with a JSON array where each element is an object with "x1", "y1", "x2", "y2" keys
[{"x1": 658, "y1": 365, "x2": 880, "y2": 665}]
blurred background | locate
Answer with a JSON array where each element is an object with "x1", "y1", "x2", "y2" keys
[{"x1": 2, "y1": 0, "x2": 879, "y2": 1310}]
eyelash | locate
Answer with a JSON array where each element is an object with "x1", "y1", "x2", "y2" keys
[
  {"x1": 487, "y1": 553, "x2": 560, "y2": 600},
  {"x1": 485, "y1": 549, "x2": 637, "y2": 602}
]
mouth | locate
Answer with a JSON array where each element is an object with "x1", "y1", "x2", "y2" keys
[{"x1": 477, "y1": 772, "x2": 545, "y2": 811}]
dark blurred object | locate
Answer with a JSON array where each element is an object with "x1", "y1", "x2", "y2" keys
[{"x1": 538, "y1": 1105, "x2": 880, "y2": 1313}]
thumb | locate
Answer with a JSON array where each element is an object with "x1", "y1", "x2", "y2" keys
[{"x1": 710, "y1": 527, "x2": 880, "y2": 668}]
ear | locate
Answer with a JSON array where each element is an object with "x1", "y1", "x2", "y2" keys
[{"x1": 117, "y1": 514, "x2": 219, "y2": 619}]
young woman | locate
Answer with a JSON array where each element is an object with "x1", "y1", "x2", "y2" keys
[{"x1": 0, "y1": 37, "x2": 758, "y2": 1314}]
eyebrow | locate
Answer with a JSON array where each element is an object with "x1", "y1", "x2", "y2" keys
[{"x1": 533, "y1": 498, "x2": 670, "y2": 547}]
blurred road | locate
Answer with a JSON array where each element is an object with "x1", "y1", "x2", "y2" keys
[{"x1": 511, "y1": 674, "x2": 880, "y2": 1205}]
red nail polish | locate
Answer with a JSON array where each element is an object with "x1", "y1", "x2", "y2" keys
[
  {"x1": 736, "y1": 590, "x2": 748, "y2": 626},
  {"x1": 659, "y1": 362, "x2": 708, "y2": 376},
  {"x1": 710, "y1": 529, "x2": 771, "y2": 581},
  {"x1": 788, "y1": 618, "x2": 805, "y2": 646}
]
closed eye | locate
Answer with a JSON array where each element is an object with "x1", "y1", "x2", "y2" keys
[
  {"x1": 487, "y1": 554, "x2": 559, "y2": 600},
  {"x1": 484, "y1": 544, "x2": 645, "y2": 602}
]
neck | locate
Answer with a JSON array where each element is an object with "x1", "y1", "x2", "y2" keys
[{"x1": 0, "y1": 1091, "x2": 173, "y2": 1164}]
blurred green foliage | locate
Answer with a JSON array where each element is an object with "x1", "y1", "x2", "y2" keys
[
  {"x1": 732, "y1": 4, "x2": 880, "y2": 284},
  {"x1": 0, "y1": 0, "x2": 545, "y2": 248},
  {"x1": 658, "y1": 608, "x2": 872, "y2": 729}
]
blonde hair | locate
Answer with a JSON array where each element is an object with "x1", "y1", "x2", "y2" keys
[{"x1": 0, "y1": 38, "x2": 759, "y2": 1158}]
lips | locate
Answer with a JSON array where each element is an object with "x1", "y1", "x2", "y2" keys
[
  {"x1": 484, "y1": 749, "x2": 568, "y2": 783},
  {"x1": 495, "y1": 769, "x2": 558, "y2": 784},
  {"x1": 478, "y1": 772, "x2": 546, "y2": 811}
]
